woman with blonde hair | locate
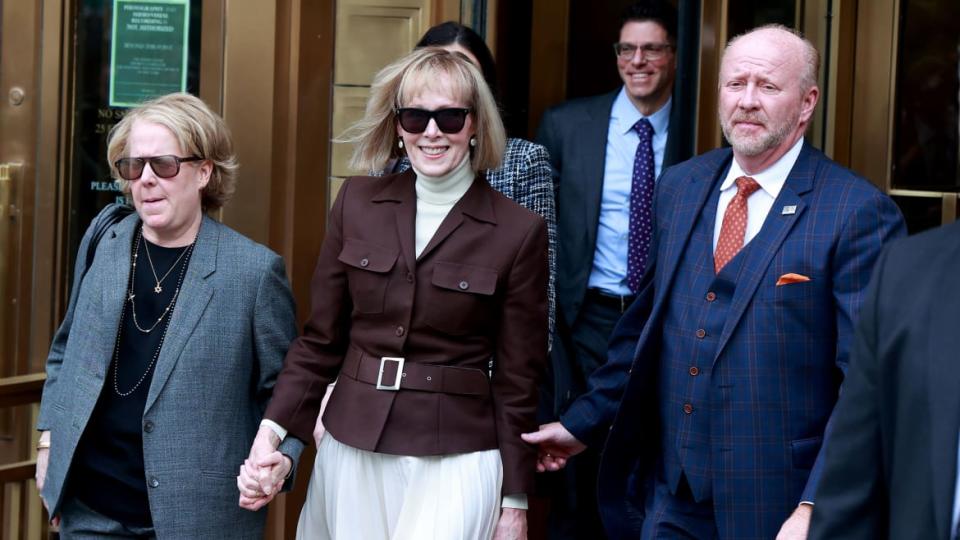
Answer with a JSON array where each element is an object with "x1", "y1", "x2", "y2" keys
[
  {"x1": 241, "y1": 48, "x2": 549, "y2": 539},
  {"x1": 36, "y1": 92, "x2": 300, "y2": 538}
]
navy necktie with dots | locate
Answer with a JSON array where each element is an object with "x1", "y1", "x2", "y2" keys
[{"x1": 627, "y1": 118, "x2": 655, "y2": 293}]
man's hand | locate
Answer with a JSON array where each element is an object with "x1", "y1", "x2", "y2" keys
[
  {"x1": 520, "y1": 422, "x2": 587, "y2": 472},
  {"x1": 492, "y1": 507, "x2": 527, "y2": 540},
  {"x1": 776, "y1": 504, "x2": 812, "y2": 540}
]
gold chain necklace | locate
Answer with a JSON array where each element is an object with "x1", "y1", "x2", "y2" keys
[
  {"x1": 142, "y1": 233, "x2": 192, "y2": 293},
  {"x1": 128, "y1": 227, "x2": 194, "y2": 333},
  {"x1": 113, "y1": 225, "x2": 195, "y2": 396}
]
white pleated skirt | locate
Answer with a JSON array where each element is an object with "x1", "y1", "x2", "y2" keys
[{"x1": 297, "y1": 434, "x2": 503, "y2": 540}]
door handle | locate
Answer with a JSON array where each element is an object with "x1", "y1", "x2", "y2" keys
[
  {"x1": 0, "y1": 163, "x2": 22, "y2": 359},
  {"x1": 0, "y1": 162, "x2": 22, "y2": 220}
]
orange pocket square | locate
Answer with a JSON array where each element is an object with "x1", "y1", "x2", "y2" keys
[{"x1": 776, "y1": 273, "x2": 811, "y2": 286}]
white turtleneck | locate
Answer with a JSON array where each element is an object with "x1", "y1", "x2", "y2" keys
[
  {"x1": 413, "y1": 156, "x2": 475, "y2": 257},
  {"x1": 412, "y1": 157, "x2": 528, "y2": 511}
]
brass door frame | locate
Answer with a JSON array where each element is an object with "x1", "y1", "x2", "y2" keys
[
  {"x1": 847, "y1": 0, "x2": 957, "y2": 225},
  {"x1": 1, "y1": 0, "x2": 68, "y2": 536},
  {"x1": 849, "y1": 0, "x2": 899, "y2": 191},
  {"x1": 1, "y1": 0, "x2": 71, "y2": 375}
]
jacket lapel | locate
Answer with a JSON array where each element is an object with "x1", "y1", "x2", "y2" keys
[
  {"x1": 373, "y1": 169, "x2": 417, "y2": 272},
  {"x1": 144, "y1": 216, "x2": 216, "y2": 413},
  {"x1": 417, "y1": 174, "x2": 497, "y2": 261},
  {"x1": 655, "y1": 151, "x2": 731, "y2": 303},
  {"x1": 94, "y1": 215, "x2": 138, "y2": 377},
  {"x1": 581, "y1": 92, "x2": 617, "y2": 262},
  {"x1": 713, "y1": 146, "x2": 819, "y2": 361},
  {"x1": 927, "y1": 244, "x2": 960, "y2": 539},
  {"x1": 713, "y1": 144, "x2": 815, "y2": 362}
]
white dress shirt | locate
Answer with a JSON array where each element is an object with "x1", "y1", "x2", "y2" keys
[
  {"x1": 588, "y1": 88, "x2": 672, "y2": 295},
  {"x1": 713, "y1": 137, "x2": 805, "y2": 251}
]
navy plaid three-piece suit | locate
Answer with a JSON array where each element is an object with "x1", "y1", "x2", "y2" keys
[{"x1": 560, "y1": 142, "x2": 906, "y2": 539}]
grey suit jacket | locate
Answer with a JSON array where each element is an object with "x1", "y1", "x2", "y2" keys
[
  {"x1": 536, "y1": 90, "x2": 684, "y2": 329},
  {"x1": 37, "y1": 211, "x2": 301, "y2": 539}
]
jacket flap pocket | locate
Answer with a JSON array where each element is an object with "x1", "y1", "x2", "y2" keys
[
  {"x1": 432, "y1": 262, "x2": 497, "y2": 295},
  {"x1": 338, "y1": 238, "x2": 398, "y2": 273},
  {"x1": 790, "y1": 435, "x2": 822, "y2": 470}
]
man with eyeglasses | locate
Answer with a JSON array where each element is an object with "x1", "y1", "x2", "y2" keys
[{"x1": 534, "y1": 1, "x2": 682, "y2": 538}]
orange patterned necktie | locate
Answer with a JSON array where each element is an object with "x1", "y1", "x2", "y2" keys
[{"x1": 714, "y1": 176, "x2": 761, "y2": 273}]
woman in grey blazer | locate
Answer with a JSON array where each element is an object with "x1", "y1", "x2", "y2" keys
[{"x1": 35, "y1": 93, "x2": 301, "y2": 539}]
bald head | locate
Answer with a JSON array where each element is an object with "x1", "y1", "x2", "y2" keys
[
  {"x1": 724, "y1": 25, "x2": 820, "y2": 94},
  {"x1": 717, "y1": 24, "x2": 821, "y2": 173}
]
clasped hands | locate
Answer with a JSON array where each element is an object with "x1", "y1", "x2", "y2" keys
[{"x1": 237, "y1": 425, "x2": 293, "y2": 511}]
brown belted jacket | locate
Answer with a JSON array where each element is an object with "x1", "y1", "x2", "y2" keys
[{"x1": 265, "y1": 169, "x2": 549, "y2": 497}]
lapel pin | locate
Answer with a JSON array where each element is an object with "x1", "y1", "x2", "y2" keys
[{"x1": 781, "y1": 205, "x2": 797, "y2": 215}]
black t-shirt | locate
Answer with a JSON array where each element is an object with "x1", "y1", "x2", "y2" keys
[{"x1": 70, "y1": 231, "x2": 193, "y2": 527}]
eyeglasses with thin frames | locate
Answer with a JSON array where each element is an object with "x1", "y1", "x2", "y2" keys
[
  {"x1": 613, "y1": 42, "x2": 674, "y2": 61},
  {"x1": 395, "y1": 108, "x2": 472, "y2": 134},
  {"x1": 114, "y1": 155, "x2": 205, "y2": 181}
]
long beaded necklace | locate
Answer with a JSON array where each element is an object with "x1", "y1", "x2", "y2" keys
[{"x1": 111, "y1": 225, "x2": 195, "y2": 397}]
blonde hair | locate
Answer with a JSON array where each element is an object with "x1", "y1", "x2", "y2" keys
[
  {"x1": 342, "y1": 47, "x2": 506, "y2": 173},
  {"x1": 107, "y1": 92, "x2": 238, "y2": 211}
]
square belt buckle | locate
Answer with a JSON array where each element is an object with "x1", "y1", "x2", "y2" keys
[{"x1": 376, "y1": 357, "x2": 405, "y2": 391}]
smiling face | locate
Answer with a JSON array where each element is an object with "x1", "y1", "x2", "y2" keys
[
  {"x1": 617, "y1": 20, "x2": 676, "y2": 115},
  {"x1": 718, "y1": 29, "x2": 819, "y2": 173},
  {"x1": 127, "y1": 119, "x2": 211, "y2": 245},
  {"x1": 396, "y1": 74, "x2": 476, "y2": 177}
]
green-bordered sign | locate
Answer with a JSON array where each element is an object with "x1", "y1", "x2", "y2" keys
[{"x1": 109, "y1": 0, "x2": 190, "y2": 107}]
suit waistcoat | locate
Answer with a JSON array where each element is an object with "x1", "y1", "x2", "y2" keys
[{"x1": 658, "y1": 185, "x2": 756, "y2": 501}]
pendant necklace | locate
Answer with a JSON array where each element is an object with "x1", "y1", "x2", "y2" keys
[
  {"x1": 113, "y1": 225, "x2": 195, "y2": 396},
  {"x1": 128, "y1": 226, "x2": 195, "y2": 334},
  {"x1": 142, "y1": 233, "x2": 192, "y2": 294}
]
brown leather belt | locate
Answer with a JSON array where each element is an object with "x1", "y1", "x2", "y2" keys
[{"x1": 341, "y1": 346, "x2": 490, "y2": 397}]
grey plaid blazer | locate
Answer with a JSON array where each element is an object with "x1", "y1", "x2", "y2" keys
[{"x1": 37, "y1": 211, "x2": 302, "y2": 539}]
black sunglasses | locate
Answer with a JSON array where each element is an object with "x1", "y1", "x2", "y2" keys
[
  {"x1": 395, "y1": 107, "x2": 471, "y2": 134},
  {"x1": 114, "y1": 155, "x2": 205, "y2": 181}
]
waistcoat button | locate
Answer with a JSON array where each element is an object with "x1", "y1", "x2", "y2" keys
[
  {"x1": 695, "y1": 328, "x2": 706, "y2": 339},
  {"x1": 683, "y1": 403, "x2": 694, "y2": 414}
]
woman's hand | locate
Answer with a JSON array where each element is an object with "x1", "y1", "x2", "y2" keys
[
  {"x1": 493, "y1": 508, "x2": 527, "y2": 540},
  {"x1": 35, "y1": 431, "x2": 60, "y2": 526},
  {"x1": 238, "y1": 426, "x2": 290, "y2": 511},
  {"x1": 313, "y1": 384, "x2": 335, "y2": 447},
  {"x1": 237, "y1": 458, "x2": 277, "y2": 511}
]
